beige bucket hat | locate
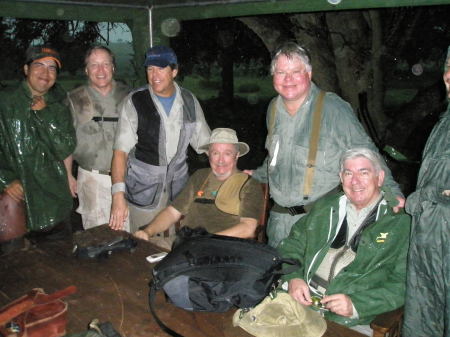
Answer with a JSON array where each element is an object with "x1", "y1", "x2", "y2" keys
[
  {"x1": 200, "y1": 128, "x2": 249, "y2": 157},
  {"x1": 233, "y1": 292, "x2": 327, "y2": 337}
]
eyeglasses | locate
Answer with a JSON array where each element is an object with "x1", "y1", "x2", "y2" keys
[
  {"x1": 273, "y1": 69, "x2": 307, "y2": 80},
  {"x1": 30, "y1": 62, "x2": 58, "y2": 73}
]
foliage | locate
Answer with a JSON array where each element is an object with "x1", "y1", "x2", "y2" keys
[
  {"x1": 0, "y1": 18, "x2": 119, "y2": 79},
  {"x1": 171, "y1": 18, "x2": 270, "y2": 79}
]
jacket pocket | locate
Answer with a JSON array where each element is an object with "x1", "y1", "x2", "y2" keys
[{"x1": 125, "y1": 157, "x2": 163, "y2": 208}]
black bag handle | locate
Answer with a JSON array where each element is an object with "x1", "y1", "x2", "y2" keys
[{"x1": 148, "y1": 280, "x2": 185, "y2": 337}]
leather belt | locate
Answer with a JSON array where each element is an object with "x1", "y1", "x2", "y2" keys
[
  {"x1": 272, "y1": 202, "x2": 307, "y2": 216},
  {"x1": 92, "y1": 117, "x2": 119, "y2": 122},
  {"x1": 83, "y1": 168, "x2": 111, "y2": 176}
]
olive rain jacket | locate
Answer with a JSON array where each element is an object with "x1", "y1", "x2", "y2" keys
[
  {"x1": 403, "y1": 104, "x2": 450, "y2": 337},
  {"x1": 278, "y1": 191, "x2": 411, "y2": 327},
  {"x1": 0, "y1": 81, "x2": 76, "y2": 231}
]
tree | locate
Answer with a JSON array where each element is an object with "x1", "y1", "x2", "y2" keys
[
  {"x1": 239, "y1": 7, "x2": 449, "y2": 187},
  {"x1": 173, "y1": 6, "x2": 449, "y2": 192},
  {"x1": 0, "y1": 18, "x2": 118, "y2": 78}
]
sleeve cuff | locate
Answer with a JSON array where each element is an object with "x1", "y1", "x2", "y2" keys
[{"x1": 112, "y1": 182, "x2": 126, "y2": 195}]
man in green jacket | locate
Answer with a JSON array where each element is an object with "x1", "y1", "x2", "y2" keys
[
  {"x1": 278, "y1": 148, "x2": 410, "y2": 333},
  {"x1": 0, "y1": 45, "x2": 76, "y2": 237},
  {"x1": 402, "y1": 46, "x2": 450, "y2": 337}
]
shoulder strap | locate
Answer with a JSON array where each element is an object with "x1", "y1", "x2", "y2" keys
[
  {"x1": 215, "y1": 172, "x2": 249, "y2": 215},
  {"x1": 148, "y1": 281, "x2": 184, "y2": 337},
  {"x1": 267, "y1": 98, "x2": 277, "y2": 139},
  {"x1": 302, "y1": 90, "x2": 325, "y2": 201}
]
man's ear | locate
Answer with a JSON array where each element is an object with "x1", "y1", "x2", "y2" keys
[
  {"x1": 172, "y1": 68, "x2": 178, "y2": 79},
  {"x1": 24, "y1": 64, "x2": 29, "y2": 76},
  {"x1": 377, "y1": 170, "x2": 385, "y2": 187}
]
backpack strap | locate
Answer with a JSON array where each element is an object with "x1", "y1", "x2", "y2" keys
[
  {"x1": 148, "y1": 280, "x2": 184, "y2": 337},
  {"x1": 302, "y1": 90, "x2": 325, "y2": 201}
]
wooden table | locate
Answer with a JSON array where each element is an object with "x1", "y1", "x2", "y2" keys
[{"x1": 0, "y1": 230, "x2": 365, "y2": 337}]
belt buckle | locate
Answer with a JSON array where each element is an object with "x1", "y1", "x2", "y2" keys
[
  {"x1": 287, "y1": 206, "x2": 297, "y2": 216},
  {"x1": 287, "y1": 206, "x2": 305, "y2": 216},
  {"x1": 91, "y1": 169, "x2": 110, "y2": 175}
]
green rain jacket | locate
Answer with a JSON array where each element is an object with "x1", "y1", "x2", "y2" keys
[
  {"x1": 403, "y1": 103, "x2": 450, "y2": 336},
  {"x1": 278, "y1": 191, "x2": 411, "y2": 327},
  {"x1": 0, "y1": 81, "x2": 76, "y2": 231}
]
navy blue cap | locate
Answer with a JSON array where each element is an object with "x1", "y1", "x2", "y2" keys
[{"x1": 144, "y1": 46, "x2": 177, "y2": 68}]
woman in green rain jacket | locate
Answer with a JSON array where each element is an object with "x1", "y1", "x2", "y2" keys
[{"x1": 0, "y1": 80, "x2": 76, "y2": 232}]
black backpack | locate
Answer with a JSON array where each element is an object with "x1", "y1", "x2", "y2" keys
[{"x1": 148, "y1": 227, "x2": 298, "y2": 337}]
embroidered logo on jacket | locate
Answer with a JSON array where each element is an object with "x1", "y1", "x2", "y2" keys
[{"x1": 376, "y1": 232, "x2": 389, "y2": 243}]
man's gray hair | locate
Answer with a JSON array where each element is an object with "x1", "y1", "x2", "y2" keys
[
  {"x1": 270, "y1": 41, "x2": 312, "y2": 75},
  {"x1": 339, "y1": 148, "x2": 385, "y2": 174}
]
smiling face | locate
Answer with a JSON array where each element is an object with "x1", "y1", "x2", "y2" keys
[
  {"x1": 272, "y1": 54, "x2": 312, "y2": 106},
  {"x1": 340, "y1": 157, "x2": 385, "y2": 210},
  {"x1": 85, "y1": 49, "x2": 114, "y2": 95},
  {"x1": 24, "y1": 59, "x2": 57, "y2": 96},
  {"x1": 146, "y1": 65, "x2": 177, "y2": 97},
  {"x1": 208, "y1": 143, "x2": 239, "y2": 181}
]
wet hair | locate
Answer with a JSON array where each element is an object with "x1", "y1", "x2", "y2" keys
[
  {"x1": 270, "y1": 41, "x2": 312, "y2": 75},
  {"x1": 84, "y1": 45, "x2": 116, "y2": 68},
  {"x1": 339, "y1": 148, "x2": 385, "y2": 174}
]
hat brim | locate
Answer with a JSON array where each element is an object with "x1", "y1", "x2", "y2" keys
[
  {"x1": 144, "y1": 59, "x2": 171, "y2": 68},
  {"x1": 34, "y1": 56, "x2": 62, "y2": 69},
  {"x1": 200, "y1": 142, "x2": 249, "y2": 157}
]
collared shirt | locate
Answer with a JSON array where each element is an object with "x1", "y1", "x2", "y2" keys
[
  {"x1": 346, "y1": 194, "x2": 383, "y2": 241},
  {"x1": 114, "y1": 82, "x2": 210, "y2": 163},
  {"x1": 315, "y1": 194, "x2": 384, "y2": 289},
  {"x1": 68, "y1": 80, "x2": 129, "y2": 171},
  {"x1": 253, "y1": 83, "x2": 402, "y2": 207}
]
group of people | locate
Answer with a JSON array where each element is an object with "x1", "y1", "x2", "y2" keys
[{"x1": 0, "y1": 41, "x2": 448, "y2": 337}]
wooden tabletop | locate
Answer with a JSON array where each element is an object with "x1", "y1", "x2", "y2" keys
[{"x1": 0, "y1": 229, "x2": 365, "y2": 337}]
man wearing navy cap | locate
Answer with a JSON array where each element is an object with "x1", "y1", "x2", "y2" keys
[{"x1": 109, "y1": 46, "x2": 210, "y2": 232}]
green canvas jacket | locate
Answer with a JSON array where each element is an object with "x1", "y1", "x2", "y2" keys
[
  {"x1": 278, "y1": 191, "x2": 411, "y2": 327},
  {"x1": 0, "y1": 81, "x2": 76, "y2": 231}
]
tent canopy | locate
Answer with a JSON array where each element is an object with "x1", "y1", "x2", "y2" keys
[{"x1": 2, "y1": 0, "x2": 449, "y2": 75}]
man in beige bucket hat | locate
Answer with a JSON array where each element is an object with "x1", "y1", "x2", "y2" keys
[{"x1": 134, "y1": 128, "x2": 264, "y2": 250}]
